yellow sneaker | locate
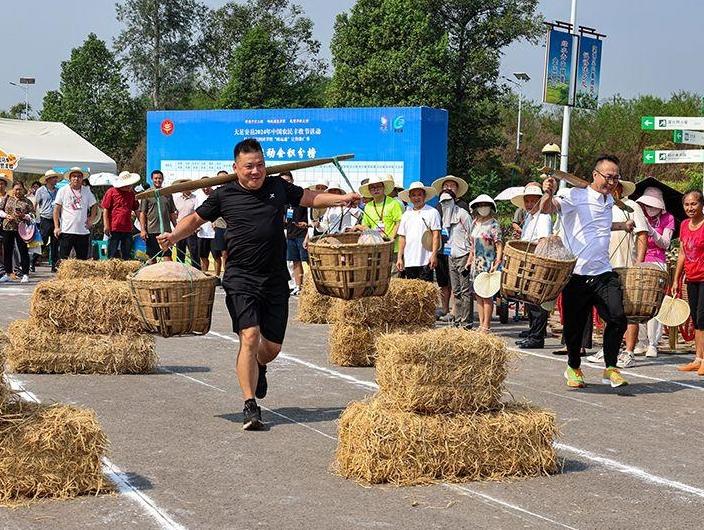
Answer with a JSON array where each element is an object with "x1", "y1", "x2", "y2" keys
[
  {"x1": 564, "y1": 367, "x2": 586, "y2": 388},
  {"x1": 602, "y1": 367, "x2": 628, "y2": 388}
]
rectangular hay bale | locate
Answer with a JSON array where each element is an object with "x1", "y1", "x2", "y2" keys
[
  {"x1": 334, "y1": 397, "x2": 558, "y2": 485},
  {"x1": 328, "y1": 278, "x2": 437, "y2": 327},
  {"x1": 329, "y1": 323, "x2": 421, "y2": 367},
  {"x1": 4, "y1": 319, "x2": 157, "y2": 374},
  {"x1": 30, "y1": 279, "x2": 143, "y2": 334},
  {"x1": 0, "y1": 401, "x2": 111, "y2": 504},
  {"x1": 375, "y1": 328, "x2": 510, "y2": 413},
  {"x1": 297, "y1": 274, "x2": 333, "y2": 324},
  {"x1": 56, "y1": 259, "x2": 142, "y2": 281}
]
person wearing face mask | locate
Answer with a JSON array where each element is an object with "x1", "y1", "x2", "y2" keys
[
  {"x1": 467, "y1": 194, "x2": 503, "y2": 333},
  {"x1": 634, "y1": 187, "x2": 675, "y2": 358},
  {"x1": 431, "y1": 175, "x2": 470, "y2": 322}
]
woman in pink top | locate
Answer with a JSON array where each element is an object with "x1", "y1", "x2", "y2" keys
[{"x1": 635, "y1": 187, "x2": 675, "y2": 358}]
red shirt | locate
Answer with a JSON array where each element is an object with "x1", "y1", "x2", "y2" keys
[
  {"x1": 680, "y1": 219, "x2": 704, "y2": 282},
  {"x1": 101, "y1": 187, "x2": 138, "y2": 233}
]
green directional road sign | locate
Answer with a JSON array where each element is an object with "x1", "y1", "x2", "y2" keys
[
  {"x1": 642, "y1": 149, "x2": 704, "y2": 164},
  {"x1": 675, "y1": 129, "x2": 704, "y2": 146},
  {"x1": 641, "y1": 116, "x2": 704, "y2": 130},
  {"x1": 673, "y1": 130, "x2": 683, "y2": 143},
  {"x1": 641, "y1": 116, "x2": 655, "y2": 130}
]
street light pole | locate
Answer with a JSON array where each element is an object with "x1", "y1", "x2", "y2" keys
[
  {"x1": 9, "y1": 77, "x2": 35, "y2": 120},
  {"x1": 559, "y1": 0, "x2": 578, "y2": 188},
  {"x1": 503, "y1": 72, "x2": 531, "y2": 158}
]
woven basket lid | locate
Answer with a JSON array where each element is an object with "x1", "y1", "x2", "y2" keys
[
  {"x1": 655, "y1": 296, "x2": 690, "y2": 327},
  {"x1": 473, "y1": 271, "x2": 501, "y2": 298}
]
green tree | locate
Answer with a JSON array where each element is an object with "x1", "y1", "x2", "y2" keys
[
  {"x1": 114, "y1": 0, "x2": 206, "y2": 109},
  {"x1": 40, "y1": 33, "x2": 143, "y2": 166},
  {"x1": 201, "y1": 0, "x2": 325, "y2": 99},
  {"x1": 0, "y1": 102, "x2": 32, "y2": 120}
]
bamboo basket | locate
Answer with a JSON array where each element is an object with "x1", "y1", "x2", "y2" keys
[
  {"x1": 615, "y1": 265, "x2": 669, "y2": 323},
  {"x1": 127, "y1": 274, "x2": 218, "y2": 337},
  {"x1": 307, "y1": 232, "x2": 394, "y2": 300},
  {"x1": 501, "y1": 240, "x2": 576, "y2": 305}
]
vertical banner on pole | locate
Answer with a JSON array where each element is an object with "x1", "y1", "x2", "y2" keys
[
  {"x1": 543, "y1": 28, "x2": 574, "y2": 106},
  {"x1": 574, "y1": 35, "x2": 602, "y2": 109}
]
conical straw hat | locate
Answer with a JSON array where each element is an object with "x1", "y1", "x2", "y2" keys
[
  {"x1": 473, "y1": 271, "x2": 501, "y2": 298},
  {"x1": 655, "y1": 296, "x2": 690, "y2": 327}
]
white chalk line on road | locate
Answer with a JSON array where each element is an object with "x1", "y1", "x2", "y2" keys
[{"x1": 5, "y1": 375, "x2": 187, "y2": 530}]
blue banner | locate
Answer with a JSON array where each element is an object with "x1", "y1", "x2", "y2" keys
[
  {"x1": 146, "y1": 107, "x2": 448, "y2": 191},
  {"x1": 543, "y1": 29, "x2": 574, "y2": 106},
  {"x1": 575, "y1": 35, "x2": 602, "y2": 110}
]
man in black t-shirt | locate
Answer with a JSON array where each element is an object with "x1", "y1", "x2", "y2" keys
[
  {"x1": 158, "y1": 139, "x2": 361, "y2": 430},
  {"x1": 280, "y1": 171, "x2": 308, "y2": 295}
]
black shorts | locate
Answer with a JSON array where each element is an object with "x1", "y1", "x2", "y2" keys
[
  {"x1": 198, "y1": 237, "x2": 220, "y2": 259},
  {"x1": 146, "y1": 234, "x2": 161, "y2": 258},
  {"x1": 213, "y1": 227, "x2": 227, "y2": 252},
  {"x1": 224, "y1": 290, "x2": 289, "y2": 344},
  {"x1": 435, "y1": 254, "x2": 450, "y2": 288},
  {"x1": 687, "y1": 282, "x2": 704, "y2": 330}
]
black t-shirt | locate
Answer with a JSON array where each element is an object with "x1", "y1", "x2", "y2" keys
[
  {"x1": 196, "y1": 176, "x2": 304, "y2": 293},
  {"x1": 286, "y1": 205, "x2": 308, "y2": 239}
]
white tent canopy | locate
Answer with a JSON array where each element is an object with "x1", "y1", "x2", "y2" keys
[{"x1": 0, "y1": 118, "x2": 116, "y2": 174}]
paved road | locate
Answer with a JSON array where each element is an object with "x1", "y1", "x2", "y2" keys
[{"x1": 1, "y1": 271, "x2": 703, "y2": 529}]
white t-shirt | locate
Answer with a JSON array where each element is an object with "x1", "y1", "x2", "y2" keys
[
  {"x1": 319, "y1": 206, "x2": 362, "y2": 234},
  {"x1": 54, "y1": 185, "x2": 97, "y2": 235},
  {"x1": 194, "y1": 190, "x2": 215, "y2": 239},
  {"x1": 398, "y1": 205, "x2": 441, "y2": 267},
  {"x1": 608, "y1": 199, "x2": 649, "y2": 268},
  {"x1": 521, "y1": 212, "x2": 553, "y2": 242},
  {"x1": 555, "y1": 186, "x2": 613, "y2": 276}
]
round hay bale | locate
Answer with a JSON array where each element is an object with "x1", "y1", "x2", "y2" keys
[
  {"x1": 328, "y1": 278, "x2": 437, "y2": 327},
  {"x1": 4, "y1": 319, "x2": 157, "y2": 375},
  {"x1": 56, "y1": 259, "x2": 141, "y2": 281},
  {"x1": 297, "y1": 275, "x2": 333, "y2": 324},
  {"x1": 375, "y1": 328, "x2": 510, "y2": 413},
  {"x1": 30, "y1": 279, "x2": 143, "y2": 334},
  {"x1": 329, "y1": 323, "x2": 419, "y2": 367},
  {"x1": 334, "y1": 398, "x2": 558, "y2": 486},
  {"x1": 0, "y1": 401, "x2": 111, "y2": 504}
]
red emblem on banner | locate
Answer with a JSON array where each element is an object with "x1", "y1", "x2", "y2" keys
[{"x1": 161, "y1": 119, "x2": 175, "y2": 136}]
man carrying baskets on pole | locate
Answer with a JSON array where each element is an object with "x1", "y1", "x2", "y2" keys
[
  {"x1": 540, "y1": 155, "x2": 635, "y2": 389},
  {"x1": 157, "y1": 139, "x2": 361, "y2": 430}
]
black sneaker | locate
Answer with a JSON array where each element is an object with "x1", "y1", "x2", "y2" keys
[
  {"x1": 518, "y1": 330, "x2": 530, "y2": 338},
  {"x1": 243, "y1": 400, "x2": 264, "y2": 431},
  {"x1": 255, "y1": 363, "x2": 268, "y2": 399}
]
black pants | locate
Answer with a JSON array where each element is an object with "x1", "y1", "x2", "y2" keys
[
  {"x1": 176, "y1": 234, "x2": 201, "y2": 269},
  {"x1": 108, "y1": 232, "x2": 133, "y2": 260},
  {"x1": 562, "y1": 272, "x2": 627, "y2": 369},
  {"x1": 526, "y1": 303, "x2": 549, "y2": 341},
  {"x1": 403, "y1": 265, "x2": 433, "y2": 282},
  {"x1": 59, "y1": 233, "x2": 90, "y2": 261},
  {"x1": 2, "y1": 230, "x2": 29, "y2": 276},
  {"x1": 39, "y1": 217, "x2": 59, "y2": 268},
  {"x1": 687, "y1": 282, "x2": 704, "y2": 330}
]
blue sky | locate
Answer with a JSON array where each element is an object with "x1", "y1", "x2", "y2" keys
[{"x1": 3, "y1": 0, "x2": 702, "y2": 114}]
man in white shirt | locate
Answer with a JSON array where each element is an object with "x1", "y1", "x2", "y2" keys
[
  {"x1": 173, "y1": 181, "x2": 200, "y2": 268},
  {"x1": 541, "y1": 155, "x2": 634, "y2": 389},
  {"x1": 53, "y1": 167, "x2": 98, "y2": 261},
  {"x1": 396, "y1": 182, "x2": 441, "y2": 282}
]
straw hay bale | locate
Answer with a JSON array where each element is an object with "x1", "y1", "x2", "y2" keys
[
  {"x1": 0, "y1": 334, "x2": 10, "y2": 410},
  {"x1": 329, "y1": 323, "x2": 420, "y2": 367},
  {"x1": 0, "y1": 401, "x2": 111, "y2": 504},
  {"x1": 328, "y1": 278, "x2": 437, "y2": 327},
  {"x1": 4, "y1": 320, "x2": 157, "y2": 375},
  {"x1": 56, "y1": 259, "x2": 141, "y2": 281},
  {"x1": 334, "y1": 398, "x2": 558, "y2": 485},
  {"x1": 30, "y1": 279, "x2": 142, "y2": 334},
  {"x1": 297, "y1": 275, "x2": 333, "y2": 324},
  {"x1": 375, "y1": 328, "x2": 510, "y2": 413}
]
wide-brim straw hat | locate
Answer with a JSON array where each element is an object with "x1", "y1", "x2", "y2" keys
[
  {"x1": 619, "y1": 180, "x2": 636, "y2": 198},
  {"x1": 469, "y1": 194, "x2": 497, "y2": 211},
  {"x1": 473, "y1": 271, "x2": 501, "y2": 298},
  {"x1": 40, "y1": 169, "x2": 61, "y2": 184},
  {"x1": 63, "y1": 166, "x2": 89, "y2": 179},
  {"x1": 326, "y1": 180, "x2": 346, "y2": 194},
  {"x1": 359, "y1": 175, "x2": 395, "y2": 198},
  {"x1": 511, "y1": 184, "x2": 544, "y2": 209},
  {"x1": 112, "y1": 171, "x2": 141, "y2": 188},
  {"x1": 398, "y1": 181, "x2": 436, "y2": 203},
  {"x1": 636, "y1": 186, "x2": 666, "y2": 211},
  {"x1": 655, "y1": 296, "x2": 690, "y2": 327},
  {"x1": 308, "y1": 179, "x2": 329, "y2": 191},
  {"x1": 431, "y1": 175, "x2": 469, "y2": 198},
  {"x1": 0, "y1": 173, "x2": 14, "y2": 185}
]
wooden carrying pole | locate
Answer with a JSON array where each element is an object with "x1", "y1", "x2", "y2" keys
[
  {"x1": 136, "y1": 154, "x2": 355, "y2": 199},
  {"x1": 538, "y1": 166, "x2": 633, "y2": 212}
]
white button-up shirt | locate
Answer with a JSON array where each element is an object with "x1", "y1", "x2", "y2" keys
[{"x1": 556, "y1": 186, "x2": 614, "y2": 276}]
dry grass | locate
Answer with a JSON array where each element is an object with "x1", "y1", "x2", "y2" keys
[
  {"x1": 328, "y1": 278, "x2": 437, "y2": 327},
  {"x1": 30, "y1": 279, "x2": 143, "y2": 334},
  {"x1": 0, "y1": 401, "x2": 111, "y2": 504},
  {"x1": 0, "y1": 341, "x2": 9, "y2": 410},
  {"x1": 297, "y1": 274, "x2": 333, "y2": 324},
  {"x1": 56, "y1": 259, "x2": 141, "y2": 281},
  {"x1": 329, "y1": 323, "x2": 420, "y2": 367},
  {"x1": 334, "y1": 397, "x2": 558, "y2": 486},
  {"x1": 4, "y1": 320, "x2": 157, "y2": 374},
  {"x1": 375, "y1": 328, "x2": 510, "y2": 414}
]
